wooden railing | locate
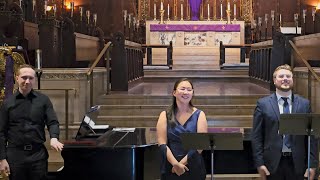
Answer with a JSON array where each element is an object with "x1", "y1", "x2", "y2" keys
[
  {"x1": 219, "y1": 41, "x2": 251, "y2": 68},
  {"x1": 142, "y1": 41, "x2": 173, "y2": 69},
  {"x1": 87, "y1": 42, "x2": 112, "y2": 107},
  {"x1": 289, "y1": 40, "x2": 320, "y2": 101},
  {"x1": 249, "y1": 40, "x2": 273, "y2": 89},
  {"x1": 249, "y1": 32, "x2": 297, "y2": 90},
  {"x1": 111, "y1": 32, "x2": 144, "y2": 91}
]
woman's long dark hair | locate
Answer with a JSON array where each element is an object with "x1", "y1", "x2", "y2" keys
[{"x1": 166, "y1": 78, "x2": 194, "y2": 127}]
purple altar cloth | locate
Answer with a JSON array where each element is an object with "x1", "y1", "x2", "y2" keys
[{"x1": 150, "y1": 24, "x2": 240, "y2": 32}]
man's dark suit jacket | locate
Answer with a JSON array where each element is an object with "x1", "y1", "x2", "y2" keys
[{"x1": 251, "y1": 93, "x2": 318, "y2": 174}]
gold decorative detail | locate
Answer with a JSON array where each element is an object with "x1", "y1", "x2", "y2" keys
[
  {"x1": 0, "y1": 49, "x2": 26, "y2": 102},
  {"x1": 240, "y1": 0, "x2": 252, "y2": 22}
]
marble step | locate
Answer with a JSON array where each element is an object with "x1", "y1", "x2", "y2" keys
[{"x1": 97, "y1": 95, "x2": 263, "y2": 105}]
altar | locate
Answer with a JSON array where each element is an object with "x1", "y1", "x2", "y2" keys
[{"x1": 145, "y1": 20, "x2": 245, "y2": 69}]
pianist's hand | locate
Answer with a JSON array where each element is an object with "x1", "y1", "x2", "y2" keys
[
  {"x1": 257, "y1": 165, "x2": 270, "y2": 180},
  {"x1": 50, "y1": 138, "x2": 64, "y2": 151},
  {"x1": 172, "y1": 162, "x2": 189, "y2": 176},
  {"x1": 0, "y1": 159, "x2": 10, "y2": 177}
]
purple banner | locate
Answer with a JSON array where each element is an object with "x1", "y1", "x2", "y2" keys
[
  {"x1": 150, "y1": 24, "x2": 240, "y2": 32},
  {"x1": 4, "y1": 55, "x2": 14, "y2": 100},
  {"x1": 189, "y1": 0, "x2": 202, "y2": 21}
]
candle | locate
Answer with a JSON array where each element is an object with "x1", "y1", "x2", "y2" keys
[
  {"x1": 271, "y1": 10, "x2": 275, "y2": 20},
  {"x1": 168, "y1": 4, "x2": 170, "y2": 17},
  {"x1": 93, "y1": 13, "x2": 97, "y2": 26},
  {"x1": 227, "y1": 2, "x2": 230, "y2": 11},
  {"x1": 79, "y1": 7, "x2": 83, "y2": 20},
  {"x1": 53, "y1": 4, "x2": 57, "y2": 17},
  {"x1": 207, "y1": 4, "x2": 210, "y2": 18},
  {"x1": 44, "y1": 1, "x2": 47, "y2": 15},
  {"x1": 258, "y1": 17, "x2": 262, "y2": 26},
  {"x1": 303, "y1": 9, "x2": 306, "y2": 23},
  {"x1": 70, "y1": 2, "x2": 74, "y2": 18},
  {"x1": 19, "y1": 0, "x2": 22, "y2": 7},
  {"x1": 181, "y1": 4, "x2": 183, "y2": 18},
  {"x1": 154, "y1": 3, "x2": 156, "y2": 17},
  {"x1": 220, "y1": 4, "x2": 223, "y2": 18},
  {"x1": 32, "y1": 0, "x2": 36, "y2": 11},
  {"x1": 265, "y1": 14, "x2": 268, "y2": 21},
  {"x1": 35, "y1": 49, "x2": 42, "y2": 70},
  {"x1": 312, "y1": 8, "x2": 316, "y2": 21},
  {"x1": 234, "y1": 3, "x2": 236, "y2": 17},
  {"x1": 279, "y1": 14, "x2": 281, "y2": 24},
  {"x1": 86, "y1": 10, "x2": 90, "y2": 24},
  {"x1": 161, "y1": 2, "x2": 163, "y2": 10}
]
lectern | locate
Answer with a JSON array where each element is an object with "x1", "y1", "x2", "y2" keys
[
  {"x1": 180, "y1": 133, "x2": 243, "y2": 180},
  {"x1": 279, "y1": 113, "x2": 320, "y2": 180}
]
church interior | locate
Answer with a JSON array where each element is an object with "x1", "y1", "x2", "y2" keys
[{"x1": 1, "y1": 0, "x2": 320, "y2": 179}]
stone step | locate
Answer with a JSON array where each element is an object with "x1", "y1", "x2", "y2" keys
[
  {"x1": 98, "y1": 104, "x2": 255, "y2": 116},
  {"x1": 143, "y1": 69, "x2": 249, "y2": 78},
  {"x1": 95, "y1": 115, "x2": 253, "y2": 128},
  {"x1": 97, "y1": 95, "x2": 263, "y2": 105}
]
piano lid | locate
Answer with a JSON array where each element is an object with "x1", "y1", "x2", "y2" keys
[{"x1": 96, "y1": 127, "x2": 158, "y2": 147}]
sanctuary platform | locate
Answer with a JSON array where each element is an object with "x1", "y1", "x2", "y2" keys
[{"x1": 145, "y1": 20, "x2": 245, "y2": 69}]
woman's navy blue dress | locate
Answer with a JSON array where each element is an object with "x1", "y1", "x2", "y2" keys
[{"x1": 160, "y1": 109, "x2": 206, "y2": 180}]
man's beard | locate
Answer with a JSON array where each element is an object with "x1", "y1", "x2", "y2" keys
[{"x1": 275, "y1": 83, "x2": 293, "y2": 92}]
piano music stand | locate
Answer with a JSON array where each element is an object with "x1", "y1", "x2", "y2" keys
[
  {"x1": 279, "y1": 113, "x2": 320, "y2": 180},
  {"x1": 180, "y1": 133, "x2": 243, "y2": 180}
]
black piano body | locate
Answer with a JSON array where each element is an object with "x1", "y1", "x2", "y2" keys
[
  {"x1": 58, "y1": 120, "x2": 256, "y2": 180},
  {"x1": 58, "y1": 127, "x2": 160, "y2": 180}
]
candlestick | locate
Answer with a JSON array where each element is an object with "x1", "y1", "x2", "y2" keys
[
  {"x1": 279, "y1": 14, "x2": 282, "y2": 27},
  {"x1": 93, "y1": 13, "x2": 97, "y2": 26},
  {"x1": 181, "y1": 4, "x2": 183, "y2": 20},
  {"x1": 207, "y1": 4, "x2": 210, "y2": 20},
  {"x1": 44, "y1": 0, "x2": 47, "y2": 15},
  {"x1": 154, "y1": 3, "x2": 157, "y2": 20},
  {"x1": 312, "y1": 7, "x2": 316, "y2": 22},
  {"x1": 79, "y1": 7, "x2": 83, "y2": 21},
  {"x1": 36, "y1": 49, "x2": 42, "y2": 70},
  {"x1": 233, "y1": 3, "x2": 236, "y2": 20},
  {"x1": 128, "y1": 14, "x2": 131, "y2": 28},
  {"x1": 32, "y1": 0, "x2": 36, "y2": 11},
  {"x1": 53, "y1": 4, "x2": 57, "y2": 17},
  {"x1": 167, "y1": 4, "x2": 170, "y2": 20},
  {"x1": 220, "y1": 3, "x2": 223, "y2": 20},
  {"x1": 159, "y1": 9, "x2": 165, "y2": 24},
  {"x1": 86, "y1": 10, "x2": 90, "y2": 24},
  {"x1": 265, "y1": 14, "x2": 268, "y2": 25},
  {"x1": 271, "y1": 10, "x2": 275, "y2": 26},
  {"x1": 303, "y1": 9, "x2": 306, "y2": 23},
  {"x1": 70, "y1": 2, "x2": 74, "y2": 18}
]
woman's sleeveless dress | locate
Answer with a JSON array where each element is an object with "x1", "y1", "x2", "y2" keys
[{"x1": 160, "y1": 109, "x2": 206, "y2": 180}]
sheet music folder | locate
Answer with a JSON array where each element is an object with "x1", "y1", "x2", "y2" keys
[
  {"x1": 180, "y1": 133, "x2": 243, "y2": 150},
  {"x1": 75, "y1": 105, "x2": 109, "y2": 140},
  {"x1": 279, "y1": 113, "x2": 320, "y2": 136}
]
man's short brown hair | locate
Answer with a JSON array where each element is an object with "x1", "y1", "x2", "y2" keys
[
  {"x1": 15, "y1": 64, "x2": 34, "y2": 76},
  {"x1": 273, "y1": 64, "x2": 292, "y2": 78}
]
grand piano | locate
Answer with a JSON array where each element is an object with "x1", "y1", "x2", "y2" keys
[
  {"x1": 57, "y1": 106, "x2": 160, "y2": 180},
  {"x1": 57, "y1": 107, "x2": 256, "y2": 180}
]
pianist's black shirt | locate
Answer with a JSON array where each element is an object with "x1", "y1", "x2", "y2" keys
[{"x1": 0, "y1": 90, "x2": 60, "y2": 160}]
